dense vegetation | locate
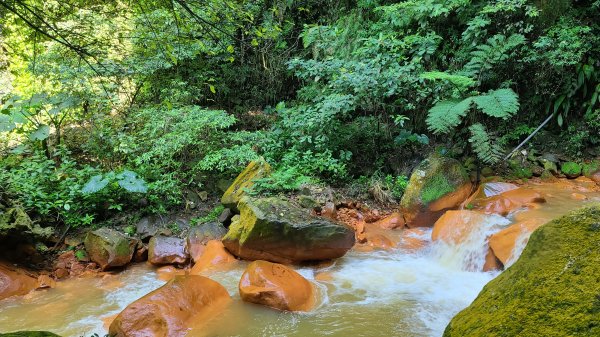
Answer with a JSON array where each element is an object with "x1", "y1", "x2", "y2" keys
[{"x1": 1, "y1": 0, "x2": 599, "y2": 231}]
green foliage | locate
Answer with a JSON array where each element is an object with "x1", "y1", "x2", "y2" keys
[
  {"x1": 561, "y1": 161, "x2": 582, "y2": 176},
  {"x1": 468, "y1": 123, "x2": 504, "y2": 165},
  {"x1": 82, "y1": 170, "x2": 147, "y2": 194},
  {"x1": 191, "y1": 205, "x2": 225, "y2": 226}
]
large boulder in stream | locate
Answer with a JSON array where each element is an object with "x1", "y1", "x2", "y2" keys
[
  {"x1": 221, "y1": 159, "x2": 271, "y2": 210},
  {"x1": 239, "y1": 260, "x2": 315, "y2": 311},
  {"x1": 109, "y1": 275, "x2": 231, "y2": 337},
  {"x1": 84, "y1": 228, "x2": 137, "y2": 270},
  {"x1": 400, "y1": 156, "x2": 472, "y2": 227},
  {"x1": 187, "y1": 222, "x2": 227, "y2": 262},
  {"x1": 444, "y1": 204, "x2": 600, "y2": 337},
  {"x1": 222, "y1": 197, "x2": 355, "y2": 264}
]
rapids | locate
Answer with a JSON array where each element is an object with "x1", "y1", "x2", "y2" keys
[{"x1": 1, "y1": 179, "x2": 599, "y2": 337}]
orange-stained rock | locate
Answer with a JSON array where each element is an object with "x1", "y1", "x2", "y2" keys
[
  {"x1": 36, "y1": 274, "x2": 56, "y2": 289},
  {"x1": 372, "y1": 212, "x2": 405, "y2": 229},
  {"x1": 482, "y1": 247, "x2": 502, "y2": 272},
  {"x1": 314, "y1": 271, "x2": 333, "y2": 282},
  {"x1": 488, "y1": 218, "x2": 547, "y2": 265},
  {"x1": 109, "y1": 275, "x2": 231, "y2": 337},
  {"x1": 591, "y1": 171, "x2": 600, "y2": 184},
  {"x1": 362, "y1": 232, "x2": 395, "y2": 250},
  {"x1": 155, "y1": 265, "x2": 186, "y2": 282},
  {"x1": 472, "y1": 188, "x2": 546, "y2": 216},
  {"x1": 190, "y1": 240, "x2": 237, "y2": 274},
  {"x1": 239, "y1": 260, "x2": 315, "y2": 312},
  {"x1": 398, "y1": 228, "x2": 428, "y2": 251},
  {"x1": 404, "y1": 183, "x2": 473, "y2": 228},
  {"x1": 462, "y1": 182, "x2": 519, "y2": 208},
  {"x1": 0, "y1": 263, "x2": 38, "y2": 300},
  {"x1": 571, "y1": 193, "x2": 588, "y2": 200},
  {"x1": 431, "y1": 210, "x2": 493, "y2": 244},
  {"x1": 321, "y1": 202, "x2": 337, "y2": 220}
]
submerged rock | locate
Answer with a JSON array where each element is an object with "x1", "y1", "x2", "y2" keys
[
  {"x1": 400, "y1": 156, "x2": 472, "y2": 227},
  {"x1": 109, "y1": 275, "x2": 231, "y2": 337},
  {"x1": 444, "y1": 204, "x2": 600, "y2": 337},
  {"x1": 488, "y1": 218, "x2": 547, "y2": 265},
  {"x1": 471, "y1": 187, "x2": 546, "y2": 216},
  {"x1": 221, "y1": 159, "x2": 271, "y2": 210},
  {"x1": 239, "y1": 260, "x2": 315, "y2": 311},
  {"x1": 0, "y1": 262, "x2": 38, "y2": 300},
  {"x1": 222, "y1": 197, "x2": 355, "y2": 264},
  {"x1": 84, "y1": 228, "x2": 137, "y2": 270},
  {"x1": 148, "y1": 236, "x2": 188, "y2": 265}
]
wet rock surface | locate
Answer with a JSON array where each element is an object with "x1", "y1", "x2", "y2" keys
[
  {"x1": 221, "y1": 159, "x2": 271, "y2": 210},
  {"x1": 444, "y1": 205, "x2": 600, "y2": 337},
  {"x1": 222, "y1": 197, "x2": 355, "y2": 264},
  {"x1": 239, "y1": 260, "x2": 315, "y2": 311},
  {"x1": 148, "y1": 236, "x2": 188, "y2": 265},
  {"x1": 109, "y1": 275, "x2": 231, "y2": 337},
  {"x1": 84, "y1": 228, "x2": 137, "y2": 270},
  {"x1": 400, "y1": 156, "x2": 472, "y2": 227}
]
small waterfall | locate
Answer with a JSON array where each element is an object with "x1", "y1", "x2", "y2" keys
[{"x1": 431, "y1": 214, "x2": 509, "y2": 272}]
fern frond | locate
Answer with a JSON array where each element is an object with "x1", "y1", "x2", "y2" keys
[
  {"x1": 472, "y1": 88, "x2": 519, "y2": 118},
  {"x1": 464, "y1": 34, "x2": 525, "y2": 78},
  {"x1": 426, "y1": 97, "x2": 473, "y2": 134},
  {"x1": 468, "y1": 123, "x2": 503, "y2": 164},
  {"x1": 420, "y1": 71, "x2": 476, "y2": 91}
]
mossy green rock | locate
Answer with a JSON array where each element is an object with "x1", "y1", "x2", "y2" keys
[
  {"x1": 222, "y1": 197, "x2": 355, "y2": 263},
  {"x1": 0, "y1": 332, "x2": 61, "y2": 337},
  {"x1": 561, "y1": 161, "x2": 582, "y2": 179},
  {"x1": 221, "y1": 159, "x2": 271, "y2": 210},
  {"x1": 444, "y1": 204, "x2": 600, "y2": 337},
  {"x1": 400, "y1": 156, "x2": 471, "y2": 227},
  {"x1": 84, "y1": 228, "x2": 137, "y2": 270},
  {"x1": 0, "y1": 207, "x2": 53, "y2": 240}
]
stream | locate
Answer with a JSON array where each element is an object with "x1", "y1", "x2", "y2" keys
[{"x1": 1, "y1": 179, "x2": 599, "y2": 337}]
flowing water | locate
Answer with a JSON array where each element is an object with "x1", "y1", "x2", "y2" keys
[{"x1": 1, "y1": 179, "x2": 599, "y2": 337}]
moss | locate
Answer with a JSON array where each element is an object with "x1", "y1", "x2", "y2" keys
[
  {"x1": 400, "y1": 156, "x2": 469, "y2": 209},
  {"x1": 561, "y1": 161, "x2": 582, "y2": 177},
  {"x1": 421, "y1": 174, "x2": 455, "y2": 204},
  {"x1": 221, "y1": 159, "x2": 271, "y2": 210},
  {"x1": 582, "y1": 161, "x2": 599, "y2": 177},
  {"x1": 0, "y1": 207, "x2": 53, "y2": 239},
  {"x1": 444, "y1": 204, "x2": 600, "y2": 337}
]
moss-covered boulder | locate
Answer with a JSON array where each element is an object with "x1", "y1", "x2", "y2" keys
[
  {"x1": 444, "y1": 204, "x2": 600, "y2": 337},
  {"x1": 84, "y1": 228, "x2": 137, "y2": 270},
  {"x1": 561, "y1": 161, "x2": 582, "y2": 179},
  {"x1": 0, "y1": 207, "x2": 53, "y2": 240},
  {"x1": 222, "y1": 197, "x2": 355, "y2": 263},
  {"x1": 221, "y1": 159, "x2": 271, "y2": 211},
  {"x1": 400, "y1": 156, "x2": 472, "y2": 227}
]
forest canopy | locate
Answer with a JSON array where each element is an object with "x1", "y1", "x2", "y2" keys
[{"x1": 1, "y1": 0, "x2": 599, "y2": 229}]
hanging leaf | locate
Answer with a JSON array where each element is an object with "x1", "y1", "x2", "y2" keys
[
  {"x1": 29, "y1": 125, "x2": 50, "y2": 141},
  {"x1": 557, "y1": 113, "x2": 563, "y2": 127}
]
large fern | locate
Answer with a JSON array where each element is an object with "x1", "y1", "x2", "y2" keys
[
  {"x1": 472, "y1": 88, "x2": 519, "y2": 118},
  {"x1": 464, "y1": 34, "x2": 526, "y2": 79},
  {"x1": 468, "y1": 123, "x2": 504, "y2": 164},
  {"x1": 426, "y1": 98, "x2": 473, "y2": 134},
  {"x1": 426, "y1": 88, "x2": 519, "y2": 134}
]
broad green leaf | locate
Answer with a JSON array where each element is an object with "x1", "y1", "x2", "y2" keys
[
  {"x1": 29, "y1": 125, "x2": 50, "y2": 141},
  {"x1": 81, "y1": 175, "x2": 110, "y2": 194}
]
